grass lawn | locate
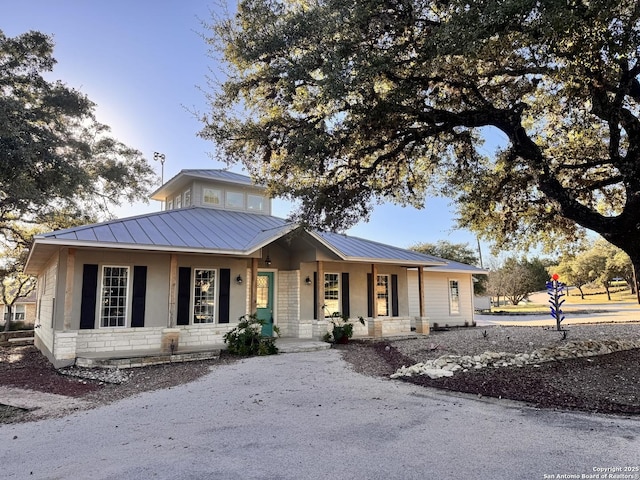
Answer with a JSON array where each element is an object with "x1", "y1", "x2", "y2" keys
[{"x1": 491, "y1": 284, "x2": 637, "y2": 313}]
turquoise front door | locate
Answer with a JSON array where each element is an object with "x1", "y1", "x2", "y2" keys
[{"x1": 256, "y1": 272, "x2": 274, "y2": 336}]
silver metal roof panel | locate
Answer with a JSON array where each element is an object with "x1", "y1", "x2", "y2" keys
[{"x1": 314, "y1": 231, "x2": 446, "y2": 265}]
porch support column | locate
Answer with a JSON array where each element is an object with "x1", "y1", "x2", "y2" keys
[
  {"x1": 418, "y1": 266, "x2": 425, "y2": 318},
  {"x1": 415, "y1": 266, "x2": 430, "y2": 335},
  {"x1": 368, "y1": 263, "x2": 383, "y2": 337},
  {"x1": 168, "y1": 254, "x2": 178, "y2": 327},
  {"x1": 316, "y1": 260, "x2": 324, "y2": 320},
  {"x1": 250, "y1": 257, "x2": 258, "y2": 313},
  {"x1": 63, "y1": 248, "x2": 75, "y2": 331}
]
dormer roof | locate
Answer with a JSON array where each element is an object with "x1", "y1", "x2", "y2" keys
[{"x1": 150, "y1": 169, "x2": 264, "y2": 201}]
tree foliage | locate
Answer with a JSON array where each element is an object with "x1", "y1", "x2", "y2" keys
[
  {"x1": 552, "y1": 239, "x2": 635, "y2": 299},
  {"x1": 487, "y1": 257, "x2": 550, "y2": 305},
  {"x1": 409, "y1": 240, "x2": 478, "y2": 265},
  {"x1": 0, "y1": 30, "x2": 156, "y2": 245},
  {"x1": 202, "y1": 0, "x2": 640, "y2": 297}
]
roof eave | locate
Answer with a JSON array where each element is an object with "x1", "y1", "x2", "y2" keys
[{"x1": 28, "y1": 237, "x2": 260, "y2": 258}]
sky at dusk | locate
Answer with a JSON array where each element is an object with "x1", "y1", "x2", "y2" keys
[{"x1": 4, "y1": 1, "x2": 501, "y2": 262}]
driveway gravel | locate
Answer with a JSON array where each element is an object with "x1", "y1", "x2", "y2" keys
[{"x1": 1, "y1": 349, "x2": 639, "y2": 480}]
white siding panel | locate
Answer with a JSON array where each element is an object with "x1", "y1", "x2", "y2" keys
[{"x1": 409, "y1": 270, "x2": 475, "y2": 327}]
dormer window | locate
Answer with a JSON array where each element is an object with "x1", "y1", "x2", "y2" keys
[
  {"x1": 183, "y1": 189, "x2": 191, "y2": 207},
  {"x1": 247, "y1": 194, "x2": 265, "y2": 212},
  {"x1": 175, "y1": 194, "x2": 182, "y2": 209},
  {"x1": 203, "y1": 188, "x2": 221, "y2": 205},
  {"x1": 225, "y1": 191, "x2": 244, "y2": 209}
]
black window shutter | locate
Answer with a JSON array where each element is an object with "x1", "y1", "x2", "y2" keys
[
  {"x1": 177, "y1": 267, "x2": 191, "y2": 326},
  {"x1": 341, "y1": 272, "x2": 350, "y2": 317},
  {"x1": 391, "y1": 274, "x2": 399, "y2": 317},
  {"x1": 131, "y1": 266, "x2": 147, "y2": 327},
  {"x1": 367, "y1": 273, "x2": 373, "y2": 317},
  {"x1": 80, "y1": 264, "x2": 98, "y2": 329},
  {"x1": 313, "y1": 271, "x2": 318, "y2": 320},
  {"x1": 219, "y1": 268, "x2": 230, "y2": 323}
]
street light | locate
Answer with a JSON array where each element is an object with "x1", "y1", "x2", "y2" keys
[{"x1": 153, "y1": 152, "x2": 166, "y2": 185}]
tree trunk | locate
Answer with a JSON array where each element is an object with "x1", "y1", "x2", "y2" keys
[
  {"x1": 577, "y1": 286, "x2": 585, "y2": 300},
  {"x1": 3, "y1": 305, "x2": 11, "y2": 333},
  {"x1": 604, "y1": 283, "x2": 611, "y2": 301},
  {"x1": 632, "y1": 257, "x2": 640, "y2": 305}
]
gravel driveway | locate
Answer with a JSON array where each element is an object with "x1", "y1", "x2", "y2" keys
[{"x1": 1, "y1": 349, "x2": 639, "y2": 480}]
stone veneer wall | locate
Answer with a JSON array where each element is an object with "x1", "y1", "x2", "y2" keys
[{"x1": 277, "y1": 271, "x2": 310, "y2": 338}]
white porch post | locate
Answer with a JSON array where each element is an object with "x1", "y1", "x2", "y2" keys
[
  {"x1": 250, "y1": 257, "x2": 258, "y2": 313},
  {"x1": 369, "y1": 263, "x2": 383, "y2": 337},
  {"x1": 63, "y1": 248, "x2": 75, "y2": 331},
  {"x1": 316, "y1": 260, "x2": 324, "y2": 320},
  {"x1": 168, "y1": 254, "x2": 178, "y2": 327}
]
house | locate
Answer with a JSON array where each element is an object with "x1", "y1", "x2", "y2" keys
[
  {"x1": 24, "y1": 169, "x2": 486, "y2": 367},
  {"x1": 1, "y1": 290, "x2": 37, "y2": 328}
]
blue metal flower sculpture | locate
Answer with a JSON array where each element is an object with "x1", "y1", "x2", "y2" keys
[{"x1": 546, "y1": 273, "x2": 566, "y2": 331}]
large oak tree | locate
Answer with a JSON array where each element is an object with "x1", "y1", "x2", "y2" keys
[
  {"x1": 0, "y1": 30, "x2": 156, "y2": 248},
  {"x1": 200, "y1": 0, "x2": 640, "y2": 296}
]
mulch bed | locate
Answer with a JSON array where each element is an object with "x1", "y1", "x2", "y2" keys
[{"x1": 338, "y1": 342, "x2": 640, "y2": 415}]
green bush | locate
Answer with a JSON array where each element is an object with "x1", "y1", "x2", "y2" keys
[{"x1": 223, "y1": 314, "x2": 278, "y2": 356}]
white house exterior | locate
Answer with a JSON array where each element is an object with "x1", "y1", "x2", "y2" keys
[{"x1": 25, "y1": 170, "x2": 485, "y2": 367}]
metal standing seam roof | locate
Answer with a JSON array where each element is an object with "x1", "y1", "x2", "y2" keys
[
  {"x1": 26, "y1": 207, "x2": 478, "y2": 271},
  {"x1": 312, "y1": 231, "x2": 447, "y2": 266},
  {"x1": 150, "y1": 169, "x2": 263, "y2": 200},
  {"x1": 33, "y1": 207, "x2": 296, "y2": 254},
  {"x1": 422, "y1": 258, "x2": 488, "y2": 274}
]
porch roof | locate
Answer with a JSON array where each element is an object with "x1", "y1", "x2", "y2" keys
[{"x1": 312, "y1": 231, "x2": 446, "y2": 267}]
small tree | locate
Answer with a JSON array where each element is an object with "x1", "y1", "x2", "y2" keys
[{"x1": 489, "y1": 257, "x2": 550, "y2": 306}]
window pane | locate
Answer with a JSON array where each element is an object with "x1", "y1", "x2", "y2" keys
[
  {"x1": 449, "y1": 280, "x2": 460, "y2": 314},
  {"x1": 324, "y1": 273, "x2": 339, "y2": 317},
  {"x1": 100, "y1": 266, "x2": 128, "y2": 327},
  {"x1": 175, "y1": 194, "x2": 182, "y2": 209},
  {"x1": 183, "y1": 190, "x2": 191, "y2": 207},
  {"x1": 376, "y1": 275, "x2": 389, "y2": 316},
  {"x1": 194, "y1": 269, "x2": 216, "y2": 323},
  {"x1": 256, "y1": 275, "x2": 269, "y2": 308},
  {"x1": 247, "y1": 194, "x2": 265, "y2": 211},
  {"x1": 203, "y1": 188, "x2": 221, "y2": 205},
  {"x1": 226, "y1": 191, "x2": 244, "y2": 208}
]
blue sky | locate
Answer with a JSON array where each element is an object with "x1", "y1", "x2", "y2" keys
[{"x1": 4, "y1": 1, "x2": 494, "y2": 261}]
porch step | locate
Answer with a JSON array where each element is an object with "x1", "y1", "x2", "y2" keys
[
  {"x1": 76, "y1": 348, "x2": 221, "y2": 369},
  {"x1": 6, "y1": 336, "x2": 34, "y2": 346},
  {"x1": 275, "y1": 338, "x2": 331, "y2": 353}
]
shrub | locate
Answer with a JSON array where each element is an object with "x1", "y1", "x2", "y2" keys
[{"x1": 223, "y1": 314, "x2": 278, "y2": 356}]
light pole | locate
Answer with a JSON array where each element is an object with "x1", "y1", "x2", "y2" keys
[{"x1": 153, "y1": 152, "x2": 165, "y2": 185}]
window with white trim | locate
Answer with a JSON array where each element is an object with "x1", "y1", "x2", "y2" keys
[
  {"x1": 376, "y1": 274, "x2": 389, "y2": 316},
  {"x1": 100, "y1": 266, "x2": 129, "y2": 327},
  {"x1": 226, "y1": 191, "x2": 244, "y2": 209},
  {"x1": 324, "y1": 273, "x2": 340, "y2": 317},
  {"x1": 3, "y1": 305, "x2": 25, "y2": 322},
  {"x1": 167, "y1": 199, "x2": 173, "y2": 210},
  {"x1": 449, "y1": 279, "x2": 460, "y2": 315},
  {"x1": 183, "y1": 189, "x2": 191, "y2": 207},
  {"x1": 247, "y1": 194, "x2": 265, "y2": 212},
  {"x1": 203, "y1": 188, "x2": 221, "y2": 205},
  {"x1": 193, "y1": 269, "x2": 216, "y2": 323},
  {"x1": 175, "y1": 194, "x2": 182, "y2": 209}
]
